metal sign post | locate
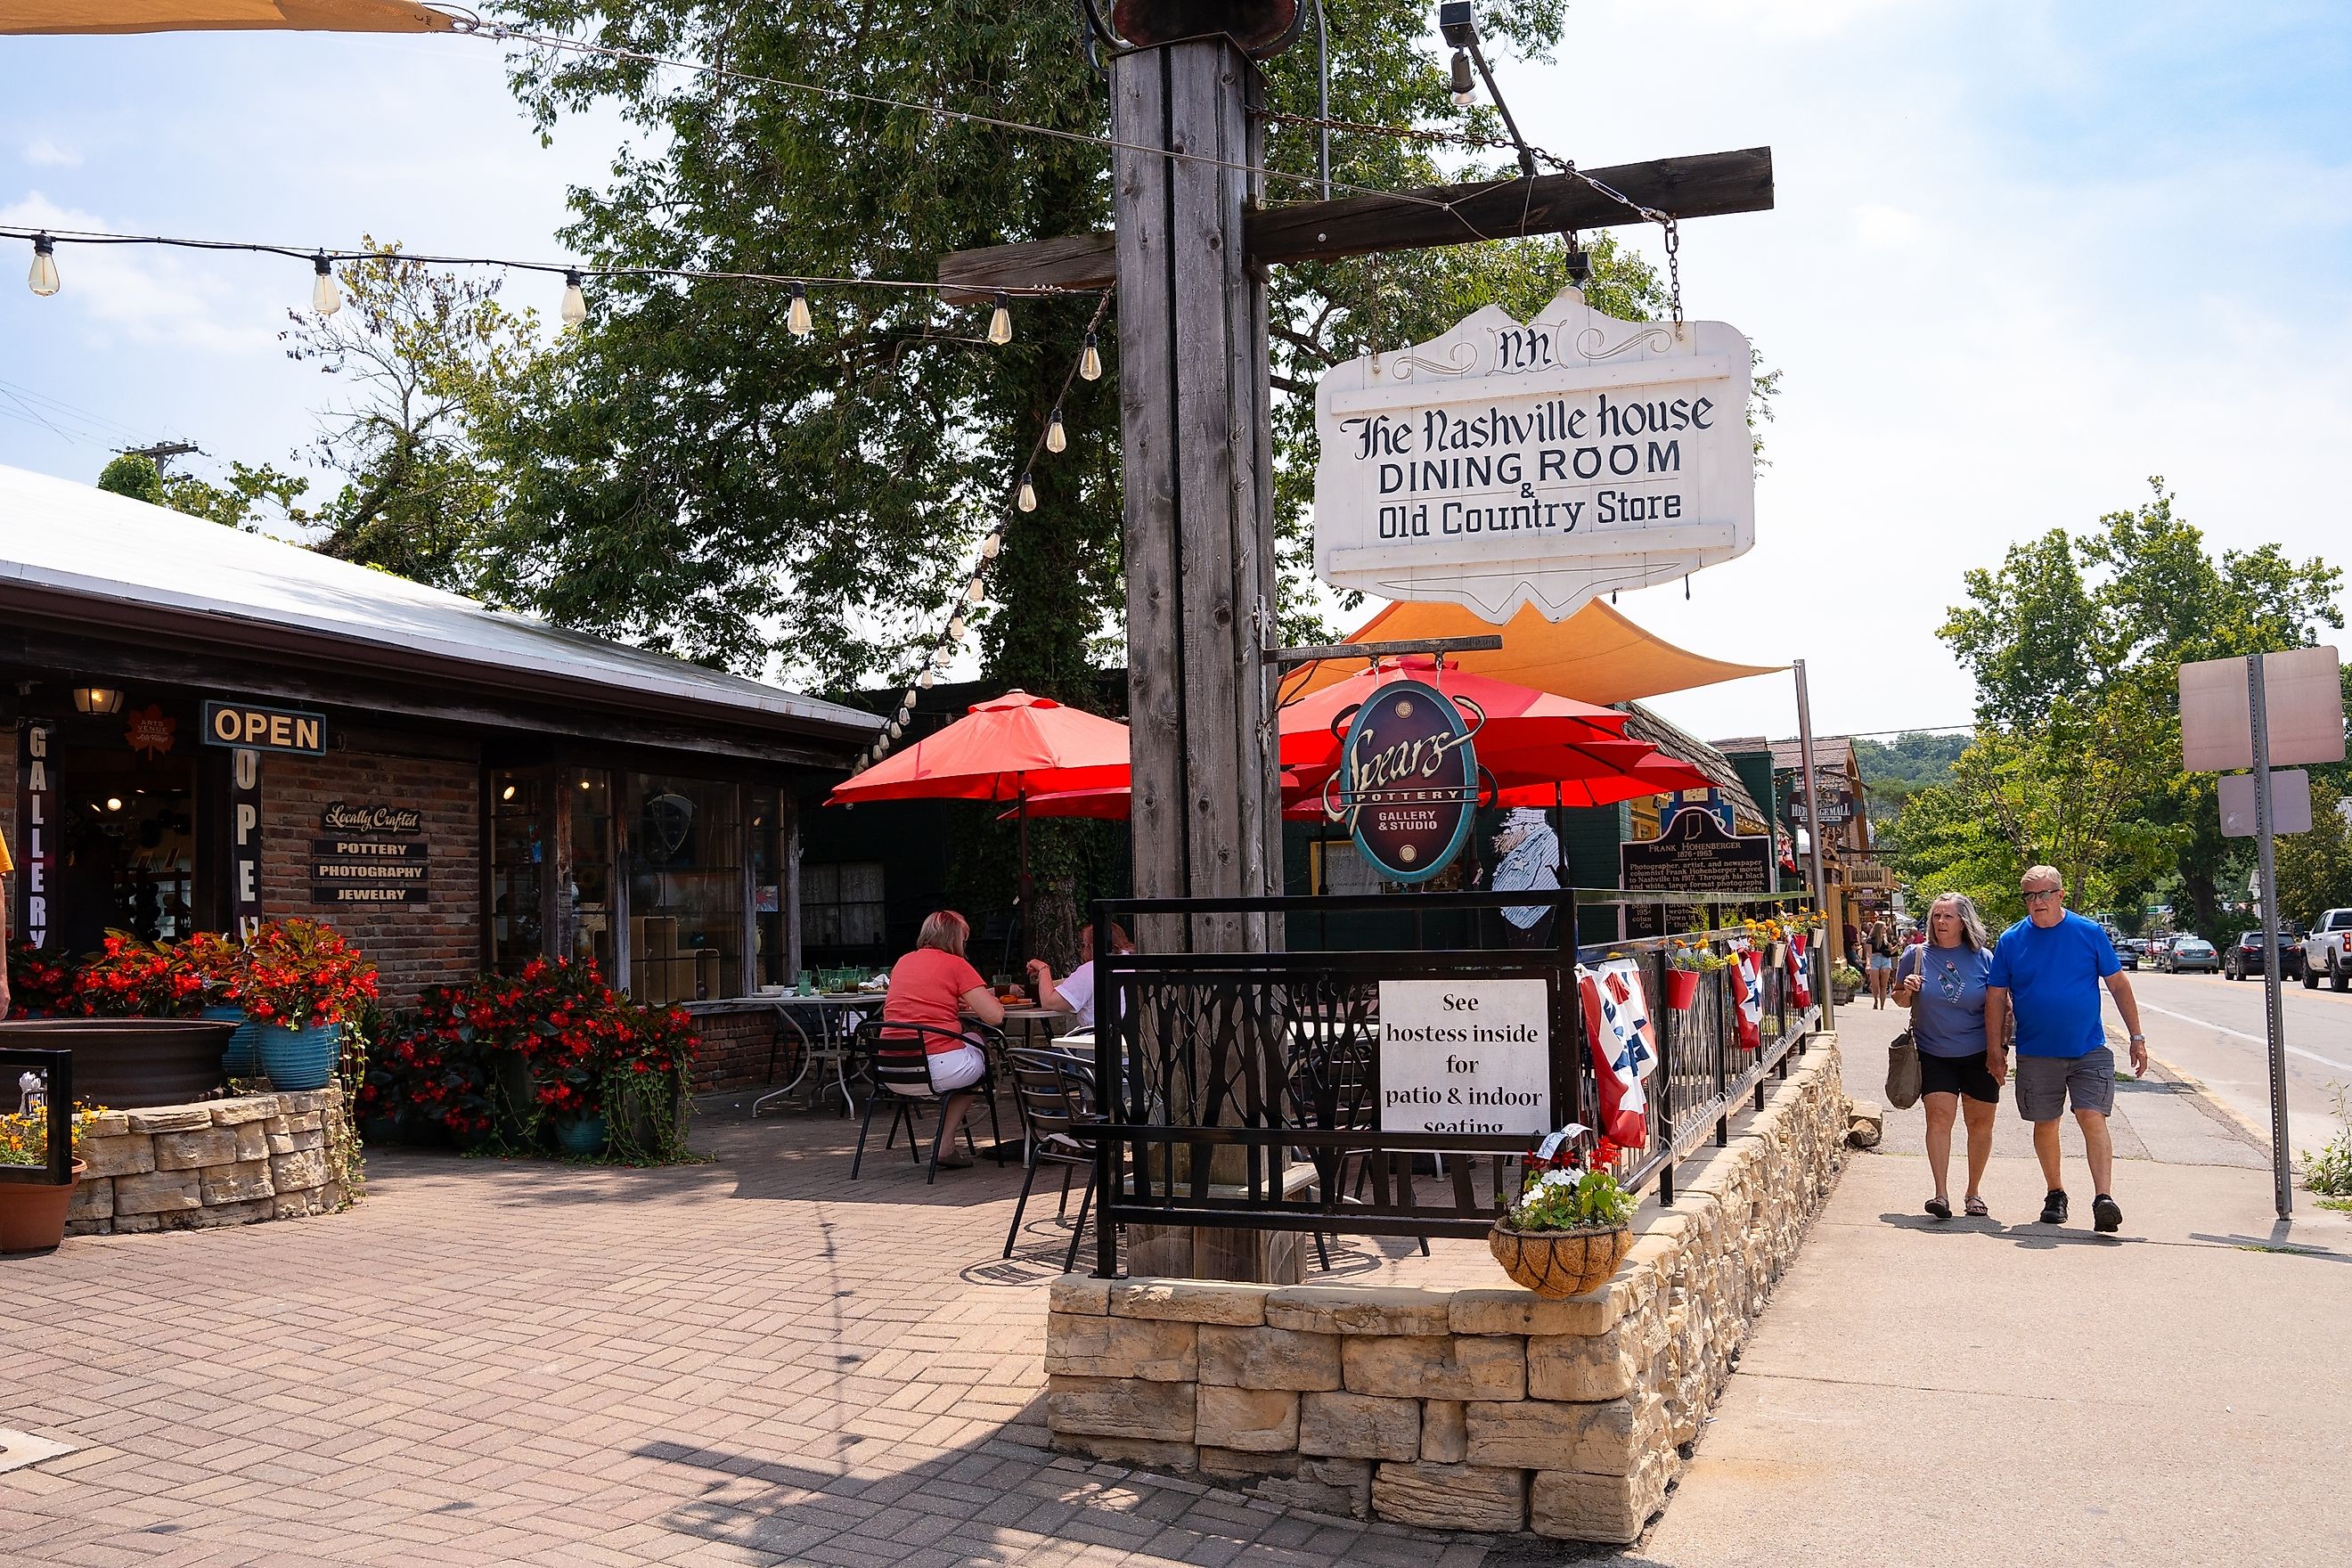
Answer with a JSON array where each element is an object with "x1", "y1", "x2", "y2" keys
[
  {"x1": 2250, "y1": 653, "x2": 2291, "y2": 1219},
  {"x1": 1793, "y1": 659, "x2": 1833, "y2": 1030}
]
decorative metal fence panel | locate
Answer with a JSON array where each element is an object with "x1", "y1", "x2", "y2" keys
[
  {"x1": 1, "y1": 1047, "x2": 77, "y2": 1186},
  {"x1": 1089, "y1": 890, "x2": 1819, "y2": 1278}
]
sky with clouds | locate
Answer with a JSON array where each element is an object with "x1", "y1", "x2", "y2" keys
[{"x1": 1, "y1": 2, "x2": 2346, "y2": 747}]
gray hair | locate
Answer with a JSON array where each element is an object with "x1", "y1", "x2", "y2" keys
[
  {"x1": 1930, "y1": 891, "x2": 1989, "y2": 951},
  {"x1": 2021, "y1": 864, "x2": 2063, "y2": 892}
]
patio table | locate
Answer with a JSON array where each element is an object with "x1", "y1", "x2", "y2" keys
[{"x1": 751, "y1": 994, "x2": 878, "y2": 1116}]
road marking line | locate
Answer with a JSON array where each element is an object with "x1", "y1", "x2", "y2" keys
[{"x1": 2136, "y1": 1000, "x2": 2352, "y2": 1074}]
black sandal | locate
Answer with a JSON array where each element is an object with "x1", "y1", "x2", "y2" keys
[{"x1": 1925, "y1": 1196, "x2": 1952, "y2": 1220}]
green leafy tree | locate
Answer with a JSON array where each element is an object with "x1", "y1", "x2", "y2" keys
[
  {"x1": 95, "y1": 451, "x2": 313, "y2": 532},
  {"x1": 1889, "y1": 481, "x2": 2341, "y2": 935},
  {"x1": 2277, "y1": 794, "x2": 2352, "y2": 927},
  {"x1": 284, "y1": 241, "x2": 545, "y2": 590}
]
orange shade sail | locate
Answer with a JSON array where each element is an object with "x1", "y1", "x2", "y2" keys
[
  {"x1": 0, "y1": 0, "x2": 453, "y2": 33},
  {"x1": 1277, "y1": 598, "x2": 1784, "y2": 708},
  {"x1": 1276, "y1": 656, "x2": 1629, "y2": 776},
  {"x1": 826, "y1": 690, "x2": 1131, "y2": 806}
]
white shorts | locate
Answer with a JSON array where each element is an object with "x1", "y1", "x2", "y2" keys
[{"x1": 890, "y1": 1039, "x2": 987, "y2": 1096}]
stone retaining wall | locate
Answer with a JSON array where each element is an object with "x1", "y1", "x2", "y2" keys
[
  {"x1": 66, "y1": 1087, "x2": 351, "y2": 1237},
  {"x1": 1045, "y1": 1035, "x2": 1846, "y2": 1544}
]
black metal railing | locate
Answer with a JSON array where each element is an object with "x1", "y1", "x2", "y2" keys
[
  {"x1": 1, "y1": 1047, "x2": 77, "y2": 1187},
  {"x1": 1087, "y1": 889, "x2": 1820, "y2": 1277}
]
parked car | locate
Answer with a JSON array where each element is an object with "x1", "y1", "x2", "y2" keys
[
  {"x1": 2225, "y1": 930, "x2": 2303, "y2": 982},
  {"x1": 2165, "y1": 937, "x2": 2219, "y2": 974},
  {"x1": 2144, "y1": 935, "x2": 2177, "y2": 968},
  {"x1": 2303, "y1": 910, "x2": 2352, "y2": 991},
  {"x1": 2116, "y1": 939, "x2": 2143, "y2": 971}
]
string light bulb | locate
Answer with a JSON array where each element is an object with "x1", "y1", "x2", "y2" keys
[
  {"x1": 787, "y1": 282, "x2": 813, "y2": 338},
  {"x1": 1017, "y1": 472, "x2": 1037, "y2": 512},
  {"x1": 1080, "y1": 330, "x2": 1102, "y2": 381},
  {"x1": 987, "y1": 292, "x2": 1012, "y2": 346},
  {"x1": 894, "y1": 706, "x2": 911, "y2": 726},
  {"x1": 981, "y1": 531, "x2": 1002, "y2": 560},
  {"x1": 965, "y1": 577, "x2": 985, "y2": 604},
  {"x1": 28, "y1": 233, "x2": 59, "y2": 298},
  {"x1": 947, "y1": 614, "x2": 968, "y2": 642},
  {"x1": 560, "y1": 269, "x2": 587, "y2": 331},
  {"x1": 918, "y1": 668, "x2": 935, "y2": 689},
  {"x1": 1045, "y1": 407, "x2": 1067, "y2": 453},
  {"x1": 888, "y1": 720, "x2": 903, "y2": 739},
  {"x1": 310, "y1": 252, "x2": 341, "y2": 315}
]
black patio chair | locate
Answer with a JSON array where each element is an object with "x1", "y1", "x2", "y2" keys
[
  {"x1": 847, "y1": 1018, "x2": 1005, "y2": 1184},
  {"x1": 1286, "y1": 1033, "x2": 1428, "y2": 1270},
  {"x1": 1002, "y1": 1048, "x2": 1101, "y2": 1273}
]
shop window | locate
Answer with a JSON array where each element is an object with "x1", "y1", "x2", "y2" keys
[
  {"x1": 628, "y1": 774, "x2": 743, "y2": 1002},
  {"x1": 800, "y1": 862, "x2": 886, "y2": 959},
  {"x1": 565, "y1": 770, "x2": 615, "y2": 976},
  {"x1": 50, "y1": 724, "x2": 198, "y2": 951},
  {"x1": 749, "y1": 788, "x2": 788, "y2": 988},
  {"x1": 490, "y1": 768, "x2": 544, "y2": 973}
]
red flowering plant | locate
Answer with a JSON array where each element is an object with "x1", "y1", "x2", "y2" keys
[
  {"x1": 174, "y1": 931, "x2": 244, "y2": 1009},
  {"x1": 5, "y1": 941, "x2": 78, "y2": 1017},
  {"x1": 75, "y1": 931, "x2": 208, "y2": 1018},
  {"x1": 230, "y1": 919, "x2": 378, "y2": 1030},
  {"x1": 360, "y1": 984, "x2": 495, "y2": 1142}
]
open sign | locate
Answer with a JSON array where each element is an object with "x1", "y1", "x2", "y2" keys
[{"x1": 202, "y1": 700, "x2": 326, "y2": 755}]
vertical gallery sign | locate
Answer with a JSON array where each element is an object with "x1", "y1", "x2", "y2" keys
[
  {"x1": 20, "y1": 722, "x2": 53, "y2": 947},
  {"x1": 229, "y1": 747, "x2": 264, "y2": 938}
]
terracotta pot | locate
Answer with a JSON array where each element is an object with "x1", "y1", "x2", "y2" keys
[
  {"x1": 0, "y1": 1017, "x2": 235, "y2": 1107},
  {"x1": 0, "y1": 1159, "x2": 86, "y2": 1254},
  {"x1": 1488, "y1": 1221, "x2": 1633, "y2": 1299}
]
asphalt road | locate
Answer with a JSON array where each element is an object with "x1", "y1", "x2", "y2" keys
[{"x1": 2123, "y1": 965, "x2": 2352, "y2": 1165}]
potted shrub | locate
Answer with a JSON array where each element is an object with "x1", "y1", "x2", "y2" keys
[
  {"x1": 1831, "y1": 960, "x2": 1864, "y2": 1005},
  {"x1": 0, "y1": 1090, "x2": 100, "y2": 1254},
  {"x1": 176, "y1": 932, "x2": 265, "y2": 1075},
  {"x1": 1489, "y1": 1156, "x2": 1637, "y2": 1298},
  {"x1": 234, "y1": 920, "x2": 379, "y2": 1091}
]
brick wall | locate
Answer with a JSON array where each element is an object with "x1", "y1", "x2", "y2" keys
[
  {"x1": 259, "y1": 744, "x2": 482, "y2": 1007},
  {"x1": 686, "y1": 1005, "x2": 780, "y2": 1092}
]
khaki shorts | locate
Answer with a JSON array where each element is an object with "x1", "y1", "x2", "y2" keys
[{"x1": 2014, "y1": 1047, "x2": 2114, "y2": 1121}]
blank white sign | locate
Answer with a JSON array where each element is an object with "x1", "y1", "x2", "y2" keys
[
  {"x1": 2220, "y1": 769, "x2": 2312, "y2": 838},
  {"x1": 2180, "y1": 646, "x2": 2346, "y2": 772}
]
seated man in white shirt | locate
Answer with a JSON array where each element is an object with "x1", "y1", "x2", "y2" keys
[{"x1": 1026, "y1": 922, "x2": 1132, "y2": 1032}]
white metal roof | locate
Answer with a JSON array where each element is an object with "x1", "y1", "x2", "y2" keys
[{"x1": 0, "y1": 462, "x2": 880, "y2": 739}]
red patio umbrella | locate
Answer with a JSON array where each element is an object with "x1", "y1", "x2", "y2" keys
[
  {"x1": 828, "y1": 690, "x2": 1131, "y2": 952},
  {"x1": 1277, "y1": 657, "x2": 1630, "y2": 780}
]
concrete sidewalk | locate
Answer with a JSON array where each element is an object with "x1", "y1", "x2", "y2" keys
[{"x1": 1640, "y1": 1005, "x2": 2352, "y2": 1565}]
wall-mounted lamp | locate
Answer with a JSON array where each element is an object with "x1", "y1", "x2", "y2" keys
[{"x1": 73, "y1": 686, "x2": 125, "y2": 715}]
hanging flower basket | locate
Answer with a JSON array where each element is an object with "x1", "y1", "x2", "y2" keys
[
  {"x1": 1487, "y1": 1221, "x2": 1633, "y2": 1299},
  {"x1": 1664, "y1": 968, "x2": 1702, "y2": 1011},
  {"x1": 0, "y1": 1160, "x2": 86, "y2": 1254}
]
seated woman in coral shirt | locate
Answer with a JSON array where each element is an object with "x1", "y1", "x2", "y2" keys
[{"x1": 881, "y1": 910, "x2": 1004, "y2": 1169}]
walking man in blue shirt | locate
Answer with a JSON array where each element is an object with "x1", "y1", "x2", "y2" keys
[{"x1": 1985, "y1": 865, "x2": 2147, "y2": 1232}]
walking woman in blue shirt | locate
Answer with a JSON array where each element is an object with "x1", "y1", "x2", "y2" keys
[{"x1": 1892, "y1": 892, "x2": 1999, "y2": 1219}]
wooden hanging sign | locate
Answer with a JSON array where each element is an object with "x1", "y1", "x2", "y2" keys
[{"x1": 1314, "y1": 287, "x2": 1755, "y2": 622}]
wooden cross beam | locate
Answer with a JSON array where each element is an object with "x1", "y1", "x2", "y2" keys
[{"x1": 939, "y1": 146, "x2": 1771, "y2": 298}]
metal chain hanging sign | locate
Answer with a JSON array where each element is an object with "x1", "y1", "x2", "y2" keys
[
  {"x1": 1322, "y1": 677, "x2": 1483, "y2": 882},
  {"x1": 1314, "y1": 286, "x2": 1756, "y2": 621}
]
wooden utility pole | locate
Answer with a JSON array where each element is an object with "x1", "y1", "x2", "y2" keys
[{"x1": 1113, "y1": 37, "x2": 1281, "y2": 959}]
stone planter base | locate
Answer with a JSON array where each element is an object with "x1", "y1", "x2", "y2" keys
[
  {"x1": 65, "y1": 1086, "x2": 352, "y2": 1237},
  {"x1": 1045, "y1": 1034, "x2": 1849, "y2": 1545}
]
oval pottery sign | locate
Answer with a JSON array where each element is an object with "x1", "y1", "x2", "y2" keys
[{"x1": 1325, "y1": 677, "x2": 1481, "y2": 883}]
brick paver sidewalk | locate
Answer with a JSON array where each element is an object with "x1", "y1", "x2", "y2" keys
[{"x1": 1, "y1": 1094, "x2": 1506, "y2": 1568}]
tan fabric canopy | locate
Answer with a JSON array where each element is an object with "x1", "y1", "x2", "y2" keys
[
  {"x1": 1278, "y1": 598, "x2": 1784, "y2": 708},
  {"x1": 0, "y1": 0, "x2": 452, "y2": 33}
]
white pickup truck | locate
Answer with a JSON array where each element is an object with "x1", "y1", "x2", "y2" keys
[{"x1": 2303, "y1": 910, "x2": 2352, "y2": 991}]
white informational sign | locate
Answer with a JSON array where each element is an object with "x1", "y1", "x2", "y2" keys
[
  {"x1": 1377, "y1": 977, "x2": 1550, "y2": 1137},
  {"x1": 2180, "y1": 646, "x2": 2346, "y2": 772},
  {"x1": 1315, "y1": 287, "x2": 1755, "y2": 622},
  {"x1": 2220, "y1": 769, "x2": 2312, "y2": 838}
]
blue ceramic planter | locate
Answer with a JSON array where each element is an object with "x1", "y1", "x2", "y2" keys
[
  {"x1": 203, "y1": 1006, "x2": 266, "y2": 1076},
  {"x1": 256, "y1": 1021, "x2": 341, "y2": 1091},
  {"x1": 554, "y1": 1115, "x2": 608, "y2": 1158}
]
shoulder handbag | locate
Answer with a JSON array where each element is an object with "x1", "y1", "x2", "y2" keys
[{"x1": 1884, "y1": 945, "x2": 1923, "y2": 1110}]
